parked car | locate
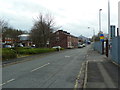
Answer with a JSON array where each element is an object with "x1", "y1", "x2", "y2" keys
[
  {"x1": 68, "y1": 46, "x2": 74, "y2": 49},
  {"x1": 30, "y1": 44, "x2": 36, "y2": 48},
  {"x1": 5, "y1": 45, "x2": 12, "y2": 48},
  {"x1": 18, "y1": 45, "x2": 23, "y2": 47},
  {"x1": 52, "y1": 46, "x2": 61, "y2": 49},
  {"x1": 18, "y1": 44, "x2": 24, "y2": 47},
  {"x1": 87, "y1": 41, "x2": 91, "y2": 44},
  {"x1": 78, "y1": 44, "x2": 83, "y2": 48},
  {"x1": 52, "y1": 46, "x2": 61, "y2": 51},
  {"x1": 82, "y1": 43, "x2": 86, "y2": 47}
]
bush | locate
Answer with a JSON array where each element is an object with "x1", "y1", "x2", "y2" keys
[
  {"x1": 60, "y1": 48, "x2": 64, "y2": 50},
  {"x1": 17, "y1": 48, "x2": 56, "y2": 55},
  {"x1": 2, "y1": 48, "x2": 17, "y2": 60},
  {"x1": 2, "y1": 47, "x2": 64, "y2": 60}
]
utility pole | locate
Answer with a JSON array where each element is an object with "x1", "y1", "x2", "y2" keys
[
  {"x1": 108, "y1": 0, "x2": 111, "y2": 42},
  {"x1": 99, "y1": 9, "x2": 102, "y2": 32}
]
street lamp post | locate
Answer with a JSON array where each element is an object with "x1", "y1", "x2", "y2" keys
[
  {"x1": 99, "y1": 9, "x2": 102, "y2": 32},
  {"x1": 108, "y1": 0, "x2": 111, "y2": 41}
]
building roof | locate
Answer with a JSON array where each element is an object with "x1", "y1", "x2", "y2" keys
[
  {"x1": 18, "y1": 34, "x2": 30, "y2": 37},
  {"x1": 56, "y1": 30, "x2": 78, "y2": 38}
]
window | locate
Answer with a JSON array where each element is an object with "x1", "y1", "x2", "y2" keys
[
  {"x1": 56, "y1": 37, "x2": 59, "y2": 41},
  {"x1": 56, "y1": 32, "x2": 59, "y2": 35}
]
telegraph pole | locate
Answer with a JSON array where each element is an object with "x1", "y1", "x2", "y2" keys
[
  {"x1": 99, "y1": 9, "x2": 102, "y2": 32},
  {"x1": 108, "y1": 0, "x2": 111, "y2": 41}
]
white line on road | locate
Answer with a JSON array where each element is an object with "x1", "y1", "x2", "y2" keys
[
  {"x1": 6, "y1": 79, "x2": 15, "y2": 83},
  {"x1": 31, "y1": 63, "x2": 50, "y2": 72},
  {"x1": 0, "y1": 78, "x2": 15, "y2": 86},
  {"x1": 0, "y1": 83, "x2": 6, "y2": 86},
  {"x1": 65, "y1": 56, "x2": 70, "y2": 58}
]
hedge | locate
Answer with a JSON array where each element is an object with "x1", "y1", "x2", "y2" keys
[
  {"x1": 2, "y1": 48, "x2": 17, "y2": 60},
  {"x1": 17, "y1": 48, "x2": 57, "y2": 54},
  {"x1": 2, "y1": 47, "x2": 64, "y2": 60}
]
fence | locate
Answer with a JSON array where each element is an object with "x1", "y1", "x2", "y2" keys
[
  {"x1": 110, "y1": 37, "x2": 120, "y2": 64},
  {"x1": 93, "y1": 37, "x2": 120, "y2": 64},
  {"x1": 93, "y1": 41, "x2": 103, "y2": 54}
]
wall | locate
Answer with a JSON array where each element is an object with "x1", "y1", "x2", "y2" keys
[
  {"x1": 51, "y1": 30, "x2": 78, "y2": 48},
  {"x1": 118, "y1": 1, "x2": 120, "y2": 35},
  {"x1": 93, "y1": 41, "x2": 103, "y2": 54},
  {"x1": 111, "y1": 37, "x2": 120, "y2": 64}
]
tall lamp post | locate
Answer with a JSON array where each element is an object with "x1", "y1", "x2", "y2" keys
[
  {"x1": 108, "y1": 0, "x2": 111, "y2": 41},
  {"x1": 99, "y1": 9, "x2": 102, "y2": 32}
]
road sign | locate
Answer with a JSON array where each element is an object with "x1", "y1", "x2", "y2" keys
[{"x1": 100, "y1": 34, "x2": 104, "y2": 41}]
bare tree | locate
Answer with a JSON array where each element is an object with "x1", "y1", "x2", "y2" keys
[
  {"x1": 0, "y1": 19, "x2": 8, "y2": 33},
  {"x1": 30, "y1": 13, "x2": 57, "y2": 48}
]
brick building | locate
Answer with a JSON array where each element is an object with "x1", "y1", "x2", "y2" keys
[{"x1": 50, "y1": 30, "x2": 78, "y2": 48}]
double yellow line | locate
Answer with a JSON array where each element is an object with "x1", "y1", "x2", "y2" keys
[{"x1": 74, "y1": 61, "x2": 88, "y2": 90}]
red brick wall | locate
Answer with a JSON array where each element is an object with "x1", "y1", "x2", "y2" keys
[
  {"x1": 70, "y1": 36, "x2": 78, "y2": 48},
  {"x1": 50, "y1": 30, "x2": 67, "y2": 48},
  {"x1": 50, "y1": 30, "x2": 78, "y2": 48}
]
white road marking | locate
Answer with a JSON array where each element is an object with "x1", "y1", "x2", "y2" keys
[
  {"x1": 6, "y1": 79, "x2": 15, "y2": 83},
  {"x1": 0, "y1": 83, "x2": 6, "y2": 86},
  {"x1": 31, "y1": 63, "x2": 50, "y2": 72},
  {"x1": 0, "y1": 78, "x2": 15, "y2": 86},
  {"x1": 65, "y1": 56, "x2": 70, "y2": 58}
]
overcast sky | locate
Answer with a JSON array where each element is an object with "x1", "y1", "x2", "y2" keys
[{"x1": 0, "y1": 0, "x2": 119, "y2": 37}]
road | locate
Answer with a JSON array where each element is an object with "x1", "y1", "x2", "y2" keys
[{"x1": 2, "y1": 45, "x2": 91, "y2": 88}]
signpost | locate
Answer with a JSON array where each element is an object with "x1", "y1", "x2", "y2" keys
[
  {"x1": 100, "y1": 33, "x2": 104, "y2": 54},
  {"x1": 100, "y1": 33, "x2": 104, "y2": 42}
]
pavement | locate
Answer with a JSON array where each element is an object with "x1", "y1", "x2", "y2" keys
[{"x1": 83, "y1": 47, "x2": 120, "y2": 89}]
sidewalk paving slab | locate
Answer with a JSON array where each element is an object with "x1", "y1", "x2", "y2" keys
[{"x1": 83, "y1": 48, "x2": 120, "y2": 89}]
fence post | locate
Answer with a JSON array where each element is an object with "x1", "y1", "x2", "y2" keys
[
  {"x1": 106, "y1": 39, "x2": 109, "y2": 57},
  {"x1": 102, "y1": 41, "x2": 104, "y2": 54},
  {"x1": 117, "y1": 28, "x2": 119, "y2": 37}
]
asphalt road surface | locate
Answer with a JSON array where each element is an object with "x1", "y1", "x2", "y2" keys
[{"x1": 2, "y1": 45, "x2": 91, "y2": 88}]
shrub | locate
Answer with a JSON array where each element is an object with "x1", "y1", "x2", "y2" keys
[
  {"x1": 17, "y1": 48, "x2": 56, "y2": 55},
  {"x1": 2, "y1": 48, "x2": 17, "y2": 60},
  {"x1": 2, "y1": 47, "x2": 64, "y2": 60},
  {"x1": 60, "y1": 48, "x2": 64, "y2": 50}
]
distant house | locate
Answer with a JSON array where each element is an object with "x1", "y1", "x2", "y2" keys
[
  {"x1": 18, "y1": 34, "x2": 32, "y2": 47},
  {"x1": 50, "y1": 30, "x2": 78, "y2": 48},
  {"x1": 78, "y1": 35, "x2": 89, "y2": 43}
]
